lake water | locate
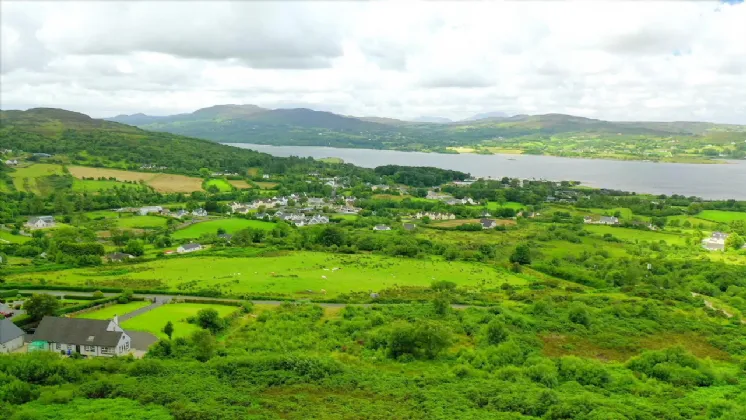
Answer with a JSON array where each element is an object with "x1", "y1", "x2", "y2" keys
[{"x1": 226, "y1": 143, "x2": 746, "y2": 200}]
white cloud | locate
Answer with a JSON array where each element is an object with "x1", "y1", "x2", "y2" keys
[{"x1": 1, "y1": 0, "x2": 744, "y2": 123}]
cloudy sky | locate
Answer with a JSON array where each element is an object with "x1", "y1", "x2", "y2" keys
[{"x1": 2, "y1": 1, "x2": 745, "y2": 123}]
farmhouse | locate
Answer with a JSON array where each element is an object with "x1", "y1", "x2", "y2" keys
[
  {"x1": 702, "y1": 232, "x2": 729, "y2": 251},
  {"x1": 26, "y1": 216, "x2": 55, "y2": 229},
  {"x1": 480, "y1": 219, "x2": 497, "y2": 229},
  {"x1": 599, "y1": 216, "x2": 620, "y2": 225},
  {"x1": 172, "y1": 209, "x2": 189, "y2": 219},
  {"x1": 371, "y1": 184, "x2": 390, "y2": 191},
  {"x1": 308, "y1": 215, "x2": 330, "y2": 225},
  {"x1": 414, "y1": 212, "x2": 456, "y2": 220},
  {"x1": 106, "y1": 252, "x2": 133, "y2": 262},
  {"x1": 373, "y1": 225, "x2": 391, "y2": 231},
  {"x1": 30, "y1": 316, "x2": 131, "y2": 357},
  {"x1": 139, "y1": 206, "x2": 163, "y2": 216},
  {"x1": 4, "y1": 159, "x2": 18, "y2": 166},
  {"x1": 192, "y1": 208, "x2": 208, "y2": 217},
  {"x1": 0, "y1": 318, "x2": 25, "y2": 354},
  {"x1": 177, "y1": 243, "x2": 203, "y2": 254}
]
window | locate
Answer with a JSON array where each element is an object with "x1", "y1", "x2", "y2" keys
[
  {"x1": 56, "y1": 343, "x2": 62, "y2": 350},
  {"x1": 85, "y1": 346, "x2": 95, "y2": 352}
]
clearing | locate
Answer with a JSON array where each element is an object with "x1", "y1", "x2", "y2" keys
[
  {"x1": 8, "y1": 251, "x2": 527, "y2": 297},
  {"x1": 68, "y1": 166, "x2": 204, "y2": 193},
  {"x1": 120, "y1": 303, "x2": 239, "y2": 338},
  {"x1": 172, "y1": 219, "x2": 276, "y2": 239}
]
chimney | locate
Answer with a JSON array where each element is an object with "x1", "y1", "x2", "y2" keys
[{"x1": 113, "y1": 314, "x2": 119, "y2": 325}]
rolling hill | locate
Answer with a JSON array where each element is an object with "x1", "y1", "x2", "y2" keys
[{"x1": 0, "y1": 108, "x2": 339, "y2": 175}]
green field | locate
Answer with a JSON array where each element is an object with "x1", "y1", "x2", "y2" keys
[
  {"x1": 205, "y1": 178, "x2": 233, "y2": 192},
  {"x1": 73, "y1": 179, "x2": 140, "y2": 192},
  {"x1": 0, "y1": 230, "x2": 31, "y2": 243},
  {"x1": 85, "y1": 210, "x2": 120, "y2": 220},
  {"x1": 75, "y1": 301, "x2": 151, "y2": 320},
  {"x1": 586, "y1": 207, "x2": 638, "y2": 220},
  {"x1": 9, "y1": 252, "x2": 526, "y2": 296},
  {"x1": 696, "y1": 210, "x2": 746, "y2": 223},
  {"x1": 485, "y1": 201, "x2": 524, "y2": 211},
  {"x1": 10, "y1": 164, "x2": 63, "y2": 193},
  {"x1": 171, "y1": 218, "x2": 275, "y2": 239},
  {"x1": 584, "y1": 225, "x2": 688, "y2": 246},
  {"x1": 115, "y1": 215, "x2": 168, "y2": 229},
  {"x1": 120, "y1": 303, "x2": 239, "y2": 338}
]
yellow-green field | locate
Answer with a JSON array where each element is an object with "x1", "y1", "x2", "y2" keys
[
  {"x1": 8, "y1": 252, "x2": 527, "y2": 297},
  {"x1": 205, "y1": 179, "x2": 233, "y2": 192},
  {"x1": 696, "y1": 210, "x2": 746, "y2": 223},
  {"x1": 72, "y1": 179, "x2": 141, "y2": 192},
  {"x1": 172, "y1": 218, "x2": 275, "y2": 239},
  {"x1": 68, "y1": 166, "x2": 204, "y2": 193},
  {"x1": 584, "y1": 225, "x2": 688, "y2": 246},
  {"x1": 228, "y1": 180, "x2": 251, "y2": 189},
  {"x1": 120, "y1": 303, "x2": 239, "y2": 338},
  {"x1": 10, "y1": 164, "x2": 63, "y2": 193},
  {"x1": 0, "y1": 230, "x2": 31, "y2": 244},
  {"x1": 75, "y1": 301, "x2": 152, "y2": 320},
  {"x1": 115, "y1": 216, "x2": 168, "y2": 229}
]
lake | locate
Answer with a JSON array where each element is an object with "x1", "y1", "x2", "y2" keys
[{"x1": 226, "y1": 143, "x2": 746, "y2": 200}]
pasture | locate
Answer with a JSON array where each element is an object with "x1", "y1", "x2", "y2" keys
[
  {"x1": 227, "y1": 180, "x2": 251, "y2": 189},
  {"x1": 120, "y1": 303, "x2": 239, "y2": 338},
  {"x1": 205, "y1": 179, "x2": 233, "y2": 192},
  {"x1": 115, "y1": 215, "x2": 168, "y2": 229},
  {"x1": 171, "y1": 218, "x2": 275, "y2": 239},
  {"x1": 0, "y1": 230, "x2": 31, "y2": 244},
  {"x1": 696, "y1": 210, "x2": 746, "y2": 223},
  {"x1": 68, "y1": 166, "x2": 204, "y2": 193},
  {"x1": 584, "y1": 225, "x2": 688, "y2": 246},
  {"x1": 72, "y1": 179, "x2": 141, "y2": 192},
  {"x1": 10, "y1": 164, "x2": 63, "y2": 193},
  {"x1": 485, "y1": 201, "x2": 524, "y2": 211},
  {"x1": 433, "y1": 218, "x2": 515, "y2": 228},
  {"x1": 254, "y1": 181, "x2": 278, "y2": 189},
  {"x1": 8, "y1": 252, "x2": 527, "y2": 297},
  {"x1": 75, "y1": 301, "x2": 151, "y2": 320}
]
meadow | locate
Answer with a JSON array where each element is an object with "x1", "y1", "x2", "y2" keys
[
  {"x1": 485, "y1": 201, "x2": 524, "y2": 211},
  {"x1": 171, "y1": 218, "x2": 275, "y2": 239},
  {"x1": 68, "y1": 166, "x2": 204, "y2": 193},
  {"x1": 115, "y1": 215, "x2": 168, "y2": 229},
  {"x1": 7, "y1": 252, "x2": 527, "y2": 297},
  {"x1": 0, "y1": 230, "x2": 31, "y2": 244},
  {"x1": 205, "y1": 178, "x2": 233, "y2": 192},
  {"x1": 120, "y1": 303, "x2": 239, "y2": 338},
  {"x1": 75, "y1": 301, "x2": 151, "y2": 320},
  {"x1": 72, "y1": 179, "x2": 141, "y2": 192},
  {"x1": 696, "y1": 209, "x2": 746, "y2": 223},
  {"x1": 583, "y1": 224, "x2": 689, "y2": 246},
  {"x1": 10, "y1": 163, "x2": 63, "y2": 193},
  {"x1": 227, "y1": 179, "x2": 251, "y2": 189}
]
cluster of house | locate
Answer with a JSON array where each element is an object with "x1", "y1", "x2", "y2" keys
[
  {"x1": 0, "y1": 315, "x2": 136, "y2": 357},
  {"x1": 25, "y1": 216, "x2": 56, "y2": 229},
  {"x1": 139, "y1": 164, "x2": 168, "y2": 170},
  {"x1": 425, "y1": 191, "x2": 479, "y2": 205},
  {"x1": 700, "y1": 232, "x2": 746, "y2": 252},
  {"x1": 4, "y1": 159, "x2": 18, "y2": 166},
  {"x1": 583, "y1": 216, "x2": 620, "y2": 225},
  {"x1": 413, "y1": 212, "x2": 456, "y2": 220},
  {"x1": 545, "y1": 190, "x2": 589, "y2": 204},
  {"x1": 271, "y1": 212, "x2": 330, "y2": 227},
  {"x1": 229, "y1": 195, "x2": 330, "y2": 214},
  {"x1": 129, "y1": 206, "x2": 207, "y2": 218}
]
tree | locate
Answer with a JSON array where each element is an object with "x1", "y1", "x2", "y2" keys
[
  {"x1": 725, "y1": 233, "x2": 745, "y2": 251},
  {"x1": 199, "y1": 168, "x2": 211, "y2": 178},
  {"x1": 432, "y1": 294, "x2": 450, "y2": 316},
  {"x1": 509, "y1": 243, "x2": 532, "y2": 265},
  {"x1": 485, "y1": 319, "x2": 509, "y2": 345},
  {"x1": 317, "y1": 226, "x2": 345, "y2": 247},
  {"x1": 163, "y1": 321, "x2": 174, "y2": 340},
  {"x1": 124, "y1": 239, "x2": 145, "y2": 257},
  {"x1": 23, "y1": 294, "x2": 60, "y2": 321},
  {"x1": 191, "y1": 329, "x2": 216, "y2": 362},
  {"x1": 195, "y1": 308, "x2": 224, "y2": 334}
]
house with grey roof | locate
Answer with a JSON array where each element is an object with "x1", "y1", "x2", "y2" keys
[
  {"x1": 480, "y1": 219, "x2": 497, "y2": 229},
  {"x1": 138, "y1": 206, "x2": 163, "y2": 216},
  {"x1": 403, "y1": 223, "x2": 416, "y2": 231},
  {"x1": 702, "y1": 232, "x2": 729, "y2": 251},
  {"x1": 177, "y1": 243, "x2": 203, "y2": 254},
  {"x1": 26, "y1": 216, "x2": 55, "y2": 229},
  {"x1": 599, "y1": 216, "x2": 620, "y2": 225},
  {"x1": 106, "y1": 252, "x2": 133, "y2": 263},
  {"x1": 30, "y1": 316, "x2": 131, "y2": 357},
  {"x1": 308, "y1": 215, "x2": 330, "y2": 225},
  {"x1": 192, "y1": 208, "x2": 208, "y2": 217},
  {"x1": 0, "y1": 318, "x2": 25, "y2": 354},
  {"x1": 373, "y1": 225, "x2": 391, "y2": 231}
]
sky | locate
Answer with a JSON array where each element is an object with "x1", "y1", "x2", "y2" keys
[{"x1": 1, "y1": 1, "x2": 745, "y2": 123}]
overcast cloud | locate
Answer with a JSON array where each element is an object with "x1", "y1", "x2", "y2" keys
[{"x1": 1, "y1": 0, "x2": 745, "y2": 123}]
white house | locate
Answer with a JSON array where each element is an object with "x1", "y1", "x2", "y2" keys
[
  {"x1": 308, "y1": 215, "x2": 330, "y2": 225},
  {"x1": 480, "y1": 219, "x2": 497, "y2": 229},
  {"x1": 702, "y1": 232, "x2": 729, "y2": 251},
  {"x1": 138, "y1": 206, "x2": 163, "y2": 216},
  {"x1": 0, "y1": 319, "x2": 25, "y2": 354},
  {"x1": 4, "y1": 159, "x2": 18, "y2": 166},
  {"x1": 30, "y1": 316, "x2": 131, "y2": 357},
  {"x1": 373, "y1": 225, "x2": 391, "y2": 231},
  {"x1": 177, "y1": 243, "x2": 203, "y2": 254},
  {"x1": 26, "y1": 216, "x2": 55, "y2": 229},
  {"x1": 192, "y1": 208, "x2": 208, "y2": 217}
]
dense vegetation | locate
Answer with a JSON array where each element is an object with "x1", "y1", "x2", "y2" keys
[{"x1": 108, "y1": 106, "x2": 746, "y2": 162}]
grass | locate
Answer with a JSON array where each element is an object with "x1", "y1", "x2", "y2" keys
[
  {"x1": 227, "y1": 180, "x2": 251, "y2": 189},
  {"x1": 172, "y1": 219, "x2": 276, "y2": 239},
  {"x1": 0, "y1": 230, "x2": 31, "y2": 244},
  {"x1": 205, "y1": 179, "x2": 233, "y2": 192},
  {"x1": 584, "y1": 225, "x2": 688, "y2": 246},
  {"x1": 10, "y1": 164, "x2": 63, "y2": 193},
  {"x1": 9, "y1": 251, "x2": 527, "y2": 297},
  {"x1": 72, "y1": 179, "x2": 141, "y2": 192},
  {"x1": 485, "y1": 201, "x2": 524, "y2": 211},
  {"x1": 75, "y1": 301, "x2": 152, "y2": 320},
  {"x1": 254, "y1": 181, "x2": 278, "y2": 189},
  {"x1": 68, "y1": 166, "x2": 204, "y2": 193},
  {"x1": 696, "y1": 210, "x2": 746, "y2": 223},
  {"x1": 115, "y1": 216, "x2": 168, "y2": 229},
  {"x1": 120, "y1": 303, "x2": 239, "y2": 338},
  {"x1": 586, "y1": 207, "x2": 637, "y2": 220},
  {"x1": 432, "y1": 219, "x2": 516, "y2": 228}
]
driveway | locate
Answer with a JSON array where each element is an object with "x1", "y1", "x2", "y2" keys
[{"x1": 125, "y1": 330, "x2": 159, "y2": 351}]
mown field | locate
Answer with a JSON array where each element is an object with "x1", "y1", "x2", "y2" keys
[
  {"x1": 485, "y1": 201, "x2": 524, "y2": 210},
  {"x1": 0, "y1": 230, "x2": 31, "y2": 244},
  {"x1": 205, "y1": 178, "x2": 233, "y2": 192},
  {"x1": 68, "y1": 166, "x2": 204, "y2": 193},
  {"x1": 75, "y1": 301, "x2": 151, "y2": 320},
  {"x1": 696, "y1": 210, "x2": 746, "y2": 223},
  {"x1": 253, "y1": 181, "x2": 278, "y2": 189},
  {"x1": 7, "y1": 252, "x2": 527, "y2": 296},
  {"x1": 120, "y1": 303, "x2": 239, "y2": 338},
  {"x1": 72, "y1": 179, "x2": 141, "y2": 192},
  {"x1": 227, "y1": 179, "x2": 251, "y2": 189},
  {"x1": 9, "y1": 163, "x2": 63, "y2": 193},
  {"x1": 171, "y1": 218, "x2": 275, "y2": 239},
  {"x1": 115, "y1": 215, "x2": 168, "y2": 229},
  {"x1": 584, "y1": 224, "x2": 689, "y2": 246}
]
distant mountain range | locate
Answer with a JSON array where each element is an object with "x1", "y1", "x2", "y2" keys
[{"x1": 102, "y1": 104, "x2": 746, "y2": 151}]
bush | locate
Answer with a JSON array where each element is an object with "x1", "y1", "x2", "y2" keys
[
  {"x1": 485, "y1": 319, "x2": 509, "y2": 345},
  {"x1": 568, "y1": 303, "x2": 591, "y2": 327}
]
